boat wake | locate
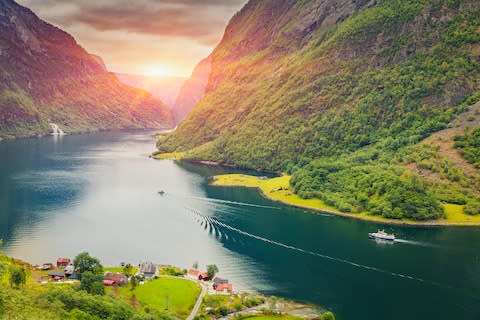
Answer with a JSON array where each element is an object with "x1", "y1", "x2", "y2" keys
[
  {"x1": 186, "y1": 207, "x2": 473, "y2": 296},
  {"x1": 394, "y1": 239, "x2": 441, "y2": 248},
  {"x1": 171, "y1": 194, "x2": 281, "y2": 210}
]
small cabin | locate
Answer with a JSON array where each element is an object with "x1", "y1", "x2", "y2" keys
[
  {"x1": 103, "y1": 272, "x2": 128, "y2": 286},
  {"x1": 48, "y1": 270, "x2": 66, "y2": 281},
  {"x1": 187, "y1": 268, "x2": 200, "y2": 280},
  {"x1": 198, "y1": 272, "x2": 209, "y2": 281},
  {"x1": 139, "y1": 262, "x2": 158, "y2": 279},
  {"x1": 215, "y1": 283, "x2": 233, "y2": 294}
]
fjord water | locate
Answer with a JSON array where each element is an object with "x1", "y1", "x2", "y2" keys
[{"x1": 1, "y1": 132, "x2": 479, "y2": 320}]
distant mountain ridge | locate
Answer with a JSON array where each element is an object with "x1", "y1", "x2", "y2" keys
[
  {"x1": 0, "y1": 0, "x2": 174, "y2": 139},
  {"x1": 158, "y1": 0, "x2": 480, "y2": 221},
  {"x1": 172, "y1": 56, "x2": 211, "y2": 123},
  {"x1": 114, "y1": 73, "x2": 186, "y2": 109}
]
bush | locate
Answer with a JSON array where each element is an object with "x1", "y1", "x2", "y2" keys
[{"x1": 464, "y1": 201, "x2": 480, "y2": 215}]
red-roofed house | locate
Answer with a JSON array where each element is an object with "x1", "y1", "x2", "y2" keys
[
  {"x1": 199, "y1": 272, "x2": 209, "y2": 281},
  {"x1": 103, "y1": 272, "x2": 128, "y2": 286},
  {"x1": 215, "y1": 283, "x2": 233, "y2": 294},
  {"x1": 187, "y1": 268, "x2": 200, "y2": 280},
  {"x1": 56, "y1": 258, "x2": 71, "y2": 267},
  {"x1": 103, "y1": 280, "x2": 115, "y2": 286}
]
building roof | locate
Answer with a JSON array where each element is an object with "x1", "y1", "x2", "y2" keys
[
  {"x1": 188, "y1": 268, "x2": 200, "y2": 276},
  {"x1": 57, "y1": 258, "x2": 71, "y2": 263},
  {"x1": 103, "y1": 280, "x2": 115, "y2": 286},
  {"x1": 215, "y1": 283, "x2": 233, "y2": 292},
  {"x1": 213, "y1": 277, "x2": 228, "y2": 284},
  {"x1": 48, "y1": 270, "x2": 65, "y2": 277},
  {"x1": 104, "y1": 272, "x2": 127, "y2": 283},
  {"x1": 139, "y1": 262, "x2": 157, "y2": 274}
]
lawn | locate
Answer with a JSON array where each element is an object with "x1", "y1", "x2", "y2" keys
[
  {"x1": 212, "y1": 174, "x2": 480, "y2": 226},
  {"x1": 152, "y1": 151, "x2": 185, "y2": 160},
  {"x1": 104, "y1": 266, "x2": 138, "y2": 274},
  {"x1": 119, "y1": 277, "x2": 201, "y2": 318}
]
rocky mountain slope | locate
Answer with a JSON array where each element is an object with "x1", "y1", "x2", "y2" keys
[
  {"x1": 158, "y1": 0, "x2": 480, "y2": 221},
  {"x1": 0, "y1": 0, "x2": 174, "y2": 139},
  {"x1": 172, "y1": 56, "x2": 211, "y2": 123}
]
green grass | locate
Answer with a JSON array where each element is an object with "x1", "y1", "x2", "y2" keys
[
  {"x1": 212, "y1": 174, "x2": 480, "y2": 226},
  {"x1": 152, "y1": 151, "x2": 186, "y2": 160},
  {"x1": 104, "y1": 266, "x2": 138, "y2": 274},
  {"x1": 119, "y1": 277, "x2": 201, "y2": 318}
]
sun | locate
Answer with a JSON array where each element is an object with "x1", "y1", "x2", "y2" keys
[{"x1": 144, "y1": 67, "x2": 167, "y2": 77}]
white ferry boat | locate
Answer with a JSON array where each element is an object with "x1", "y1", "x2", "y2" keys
[{"x1": 368, "y1": 229, "x2": 395, "y2": 241}]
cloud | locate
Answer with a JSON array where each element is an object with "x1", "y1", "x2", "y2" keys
[
  {"x1": 18, "y1": 0, "x2": 245, "y2": 45},
  {"x1": 15, "y1": 0, "x2": 247, "y2": 76}
]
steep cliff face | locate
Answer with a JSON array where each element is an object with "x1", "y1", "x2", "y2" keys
[
  {"x1": 160, "y1": 0, "x2": 479, "y2": 166},
  {"x1": 0, "y1": 0, "x2": 174, "y2": 138},
  {"x1": 158, "y1": 0, "x2": 480, "y2": 220},
  {"x1": 172, "y1": 56, "x2": 211, "y2": 123}
]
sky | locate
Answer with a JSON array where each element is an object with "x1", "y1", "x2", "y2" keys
[{"x1": 17, "y1": 0, "x2": 247, "y2": 77}]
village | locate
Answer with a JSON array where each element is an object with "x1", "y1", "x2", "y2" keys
[{"x1": 36, "y1": 257, "x2": 233, "y2": 295}]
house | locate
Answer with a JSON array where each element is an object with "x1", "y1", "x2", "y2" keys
[
  {"x1": 139, "y1": 262, "x2": 158, "y2": 279},
  {"x1": 64, "y1": 265, "x2": 75, "y2": 276},
  {"x1": 198, "y1": 272, "x2": 209, "y2": 281},
  {"x1": 40, "y1": 263, "x2": 54, "y2": 270},
  {"x1": 215, "y1": 283, "x2": 233, "y2": 294},
  {"x1": 187, "y1": 268, "x2": 200, "y2": 280},
  {"x1": 213, "y1": 277, "x2": 228, "y2": 286},
  {"x1": 103, "y1": 272, "x2": 128, "y2": 286},
  {"x1": 48, "y1": 270, "x2": 66, "y2": 281},
  {"x1": 56, "y1": 258, "x2": 71, "y2": 267}
]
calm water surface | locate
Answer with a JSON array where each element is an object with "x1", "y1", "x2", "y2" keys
[{"x1": 1, "y1": 131, "x2": 480, "y2": 320}]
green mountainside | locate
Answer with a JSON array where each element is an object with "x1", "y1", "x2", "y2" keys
[
  {"x1": 0, "y1": 0, "x2": 174, "y2": 139},
  {"x1": 158, "y1": 0, "x2": 480, "y2": 221}
]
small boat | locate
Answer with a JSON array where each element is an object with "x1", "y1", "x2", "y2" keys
[
  {"x1": 368, "y1": 229, "x2": 395, "y2": 241},
  {"x1": 158, "y1": 190, "x2": 165, "y2": 196}
]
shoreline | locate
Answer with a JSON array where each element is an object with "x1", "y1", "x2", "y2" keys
[
  {"x1": 0, "y1": 127, "x2": 175, "y2": 142},
  {"x1": 210, "y1": 174, "x2": 480, "y2": 227}
]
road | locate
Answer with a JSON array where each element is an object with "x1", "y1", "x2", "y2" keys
[{"x1": 186, "y1": 281, "x2": 207, "y2": 320}]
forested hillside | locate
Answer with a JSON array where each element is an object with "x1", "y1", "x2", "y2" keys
[
  {"x1": 0, "y1": 0, "x2": 174, "y2": 139},
  {"x1": 158, "y1": 0, "x2": 480, "y2": 221}
]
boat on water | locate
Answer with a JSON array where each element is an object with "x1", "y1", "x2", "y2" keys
[
  {"x1": 158, "y1": 190, "x2": 165, "y2": 196},
  {"x1": 368, "y1": 230, "x2": 395, "y2": 241}
]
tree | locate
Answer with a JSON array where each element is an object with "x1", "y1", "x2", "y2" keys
[
  {"x1": 9, "y1": 266, "x2": 26, "y2": 288},
  {"x1": 73, "y1": 252, "x2": 103, "y2": 276},
  {"x1": 79, "y1": 271, "x2": 105, "y2": 295},
  {"x1": 320, "y1": 311, "x2": 335, "y2": 320},
  {"x1": 130, "y1": 275, "x2": 139, "y2": 293},
  {"x1": 192, "y1": 261, "x2": 199, "y2": 270},
  {"x1": 123, "y1": 264, "x2": 134, "y2": 277},
  {"x1": 206, "y1": 264, "x2": 219, "y2": 279}
]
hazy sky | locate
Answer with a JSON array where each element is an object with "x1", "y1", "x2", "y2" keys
[{"x1": 17, "y1": 0, "x2": 247, "y2": 77}]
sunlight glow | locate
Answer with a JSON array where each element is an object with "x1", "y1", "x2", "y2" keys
[{"x1": 143, "y1": 66, "x2": 172, "y2": 77}]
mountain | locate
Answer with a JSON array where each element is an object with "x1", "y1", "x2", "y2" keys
[
  {"x1": 0, "y1": 0, "x2": 174, "y2": 139},
  {"x1": 114, "y1": 73, "x2": 186, "y2": 109},
  {"x1": 158, "y1": 0, "x2": 480, "y2": 221},
  {"x1": 172, "y1": 56, "x2": 212, "y2": 123}
]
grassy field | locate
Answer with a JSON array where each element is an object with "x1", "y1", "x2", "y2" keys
[
  {"x1": 104, "y1": 266, "x2": 138, "y2": 274},
  {"x1": 118, "y1": 277, "x2": 201, "y2": 318},
  {"x1": 212, "y1": 174, "x2": 480, "y2": 226},
  {"x1": 152, "y1": 151, "x2": 186, "y2": 160}
]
